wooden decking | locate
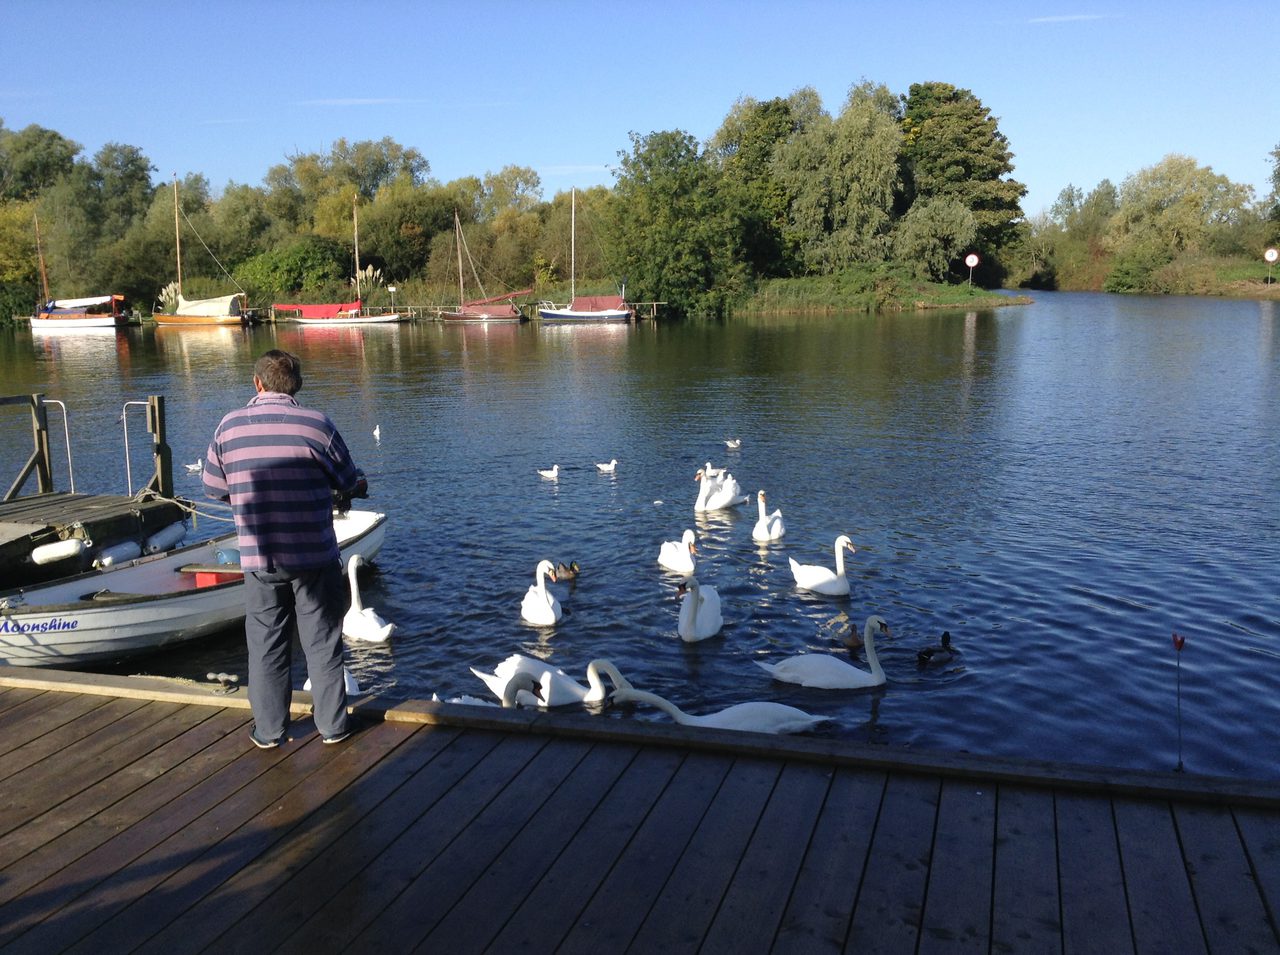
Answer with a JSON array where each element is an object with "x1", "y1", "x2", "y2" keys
[{"x1": 0, "y1": 668, "x2": 1277, "y2": 954}]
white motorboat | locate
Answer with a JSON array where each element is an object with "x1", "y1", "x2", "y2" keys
[{"x1": 0, "y1": 509, "x2": 387, "y2": 667}]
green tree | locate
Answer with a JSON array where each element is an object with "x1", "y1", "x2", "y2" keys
[
  {"x1": 0, "y1": 121, "x2": 81, "y2": 200},
  {"x1": 480, "y1": 165, "x2": 542, "y2": 220},
  {"x1": 93, "y1": 143, "x2": 155, "y2": 237},
  {"x1": 892, "y1": 197, "x2": 976, "y2": 280},
  {"x1": 233, "y1": 235, "x2": 348, "y2": 299},
  {"x1": 900, "y1": 82, "x2": 1026, "y2": 271},
  {"x1": 611, "y1": 130, "x2": 744, "y2": 316}
]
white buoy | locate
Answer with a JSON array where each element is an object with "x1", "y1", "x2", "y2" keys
[
  {"x1": 143, "y1": 521, "x2": 187, "y2": 554},
  {"x1": 31, "y1": 538, "x2": 90, "y2": 565},
  {"x1": 93, "y1": 540, "x2": 142, "y2": 568}
]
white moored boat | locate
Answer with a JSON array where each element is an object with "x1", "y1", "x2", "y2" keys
[{"x1": 0, "y1": 509, "x2": 386, "y2": 667}]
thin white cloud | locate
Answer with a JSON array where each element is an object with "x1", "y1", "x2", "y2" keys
[
  {"x1": 297, "y1": 97, "x2": 432, "y2": 106},
  {"x1": 1028, "y1": 14, "x2": 1114, "y2": 23},
  {"x1": 542, "y1": 164, "x2": 611, "y2": 175},
  {"x1": 198, "y1": 118, "x2": 255, "y2": 126}
]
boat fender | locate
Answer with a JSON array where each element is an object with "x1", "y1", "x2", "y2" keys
[
  {"x1": 31, "y1": 537, "x2": 91, "y2": 565},
  {"x1": 144, "y1": 521, "x2": 188, "y2": 554},
  {"x1": 93, "y1": 540, "x2": 143, "y2": 568},
  {"x1": 214, "y1": 547, "x2": 240, "y2": 565}
]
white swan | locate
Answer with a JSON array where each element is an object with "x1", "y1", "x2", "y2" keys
[
  {"x1": 184, "y1": 458, "x2": 202, "y2": 472},
  {"x1": 471, "y1": 656, "x2": 631, "y2": 707},
  {"x1": 789, "y1": 535, "x2": 857, "y2": 596},
  {"x1": 494, "y1": 671, "x2": 544, "y2": 708},
  {"x1": 755, "y1": 615, "x2": 891, "y2": 689},
  {"x1": 611, "y1": 686, "x2": 827, "y2": 735},
  {"x1": 694, "y1": 468, "x2": 749, "y2": 512},
  {"x1": 520, "y1": 559, "x2": 562, "y2": 625},
  {"x1": 373, "y1": 424, "x2": 381, "y2": 442},
  {"x1": 596, "y1": 458, "x2": 618, "y2": 473},
  {"x1": 724, "y1": 438, "x2": 741, "y2": 449},
  {"x1": 343, "y1": 554, "x2": 396, "y2": 642},
  {"x1": 304, "y1": 667, "x2": 362, "y2": 696},
  {"x1": 751, "y1": 489, "x2": 786, "y2": 542},
  {"x1": 657, "y1": 528, "x2": 697, "y2": 575},
  {"x1": 537, "y1": 464, "x2": 559, "y2": 479},
  {"x1": 677, "y1": 578, "x2": 723, "y2": 642}
]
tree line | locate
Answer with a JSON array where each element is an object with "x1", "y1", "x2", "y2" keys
[{"x1": 2, "y1": 80, "x2": 1277, "y2": 320}]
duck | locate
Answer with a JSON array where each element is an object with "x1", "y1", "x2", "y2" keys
[
  {"x1": 657, "y1": 529, "x2": 697, "y2": 575},
  {"x1": 373, "y1": 424, "x2": 381, "y2": 442},
  {"x1": 677, "y1": 577, "x2": 723, "y2": 642},
  {"x1": 755, "y1": 615, "x2": 891, "y2": 689},
  {"x1": 595, "y1": 458, "x2": 618, "y2": 473},
  {"x1": 471, "y1": 656, "x2": 631, "y2": 707},
  {"x1": 917, "y1": 631, "x2": 956, "y2": 666},
  {"x1": 751, "y1": 489, "x2": 786, "y2": 542},
  {"x1": 724, "y1": 438, "x2": 742, "y2": 450},
  {"x1": 184, "y1": 458, "x2": 203, "y2": 473},
  {"x1": 694, "y1": 467, "x2": 749, "y2": 512},
  {"x1": 520, "y1": 558, "x2": 562, "y2": 625},
  {"x1": 555, "y1": 560, "x2": 580, "y2": 581},
  {"x1": 789, "y1": 535, "x2": 857, "y2": 596},
  {"x1": 342, "y1": 554, "x2": 396, "y2": 642},
  {"x1": 303, "y1": 667, "x2": 362, "y2": 696},
  {"x1": 537, "y1": 464, "x2": 559, "y2": 480},
  {"x1": 611, "y1": 685, "x2": 828, "y2": 735}
]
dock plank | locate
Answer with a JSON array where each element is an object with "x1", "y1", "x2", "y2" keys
[
  {"x1": 989, "y1": 785, "x2": 1061, "y2": 954},
  {"x1": 773, "y1": 768, "x2": 888, "y2": 954},
  {"x1": 1057, "y1": 791, "x2": 1133, "y2": 955},
  {"x1": 1113, "y1": 797, "x2": 1207, "y2": 955},
  {"x1": 918, "y1": 777, "x2": 996, "y2": 953},
  {"x1": 485, "y1": 747, "x2": 686, "y2": 953},
  {"x1": 1235, "y1": 807, "x2": 1280, "y2": 944},
  {"x1": 845, "y1": 773, "x2": 941, "y2": 954},
  {"x1": 556, "y1": 751, "x2": 735, "y2": 953},
  {"x1": 0, "y1": 691, "x2": 110, "y2": 759},
  {"x1": 700, "y1": 760, "x2": 834, "y2": 954},
  {"x1": 416, "y1": 742, "x2": 640, "y2": 953},
  {"x1": 274, "y1": 732, "x2": 552, "y2": 954},
  {"x1": 628, "y1": 757, "x2": 785, "y2": 952},
  {"x1": 1174, "y1": 802, "x2": 1279, "y2": 953}
]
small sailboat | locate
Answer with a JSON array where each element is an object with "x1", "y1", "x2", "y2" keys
[
  {"x1": 152, "y1": 177, "x2": 250, "y2": 327},
  {"x1": 537, "y1": 188, "x2": 632, "y2": 324},
  {"x1": 440, "y1": 210, "x2": 530, "y2": 323}
]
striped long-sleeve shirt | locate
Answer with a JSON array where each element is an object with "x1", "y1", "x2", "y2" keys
[{"x1": 203, "y1": 392, "x2": 364, "y2": 572}]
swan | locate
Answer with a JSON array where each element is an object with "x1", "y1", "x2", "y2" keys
[
  {"x1": 555, "y1": 560, "x2": 580, "y2": 580},
  {"x1": 304, "y1": 667, "x2": 362, "y2": 696},
  {"x1": 373, "y1": 424, "x2": 381, "y2": 442},
  {"x1": 918, "y1": 631, "x2": 956, "y2": 666},
  {"x1": 751, "y1": 489, "x2": 786, "y2": 542},
  {"x1": 596, "y1": 459, "x2": 618, "y2": 473},
  {"x1": 694, "y1": 468, "x2": 749, "y2": 512},
  {"x1": 724, "y1": 438, "x2": 741, "y2": 449},
  {"x1": 611, "y1": 686, "x2": 828, "y2": 735},
  {"x1": 471, "y1": 656, "x2": 631, "y2": 707},
  {"x1": 657, "y1": 529, "x2": 697, "y2": 575},
  {"x1": 789, "y1": 535, "x2": 857, "y2": 596},
  {"x1": 537, "y1": 464, "x2": 559, "y2": 479},
  {"x1": 520, "y1": 559, "x2": 562, "y2": 625},
  {"x1": 343, "y1": 554, "x2": 396, "y2": 642},
  {"x1": 677, "y1": 578, "x2": 723, "y2": 642},
  {"x1": 184, "y1": 458, "x2": 202, "y2": 473},
  {"x1": 755, "y1": 615, "x2": 891, "y2": 689}
]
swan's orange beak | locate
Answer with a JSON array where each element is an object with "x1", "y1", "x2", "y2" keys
[
  {"x1": 548, "y1": 571, "x2": 557, "y2": 583},
  {"x1": 689, "y1": 542, "x2": 698, "y2": 554}
]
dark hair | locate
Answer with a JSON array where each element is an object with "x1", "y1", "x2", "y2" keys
[{"x1": 254, "y1": 350, "x2": 303, "y2": 395}]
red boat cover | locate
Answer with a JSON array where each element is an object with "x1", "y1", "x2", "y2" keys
[
  {"x1": 570, "y1": 295, "x2": 626, "y2": 311},
  {"x1": 273, "y1": 300, "x2": 361, "y2": 319}
]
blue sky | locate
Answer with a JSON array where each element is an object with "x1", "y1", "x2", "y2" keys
[{"x1": 3, "y1": 1, "x2": 1276, "y2": 217}]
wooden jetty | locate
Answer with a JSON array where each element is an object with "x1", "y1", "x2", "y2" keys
[{"x1": 0, "y1": 666, "x2": 1276, "y2": 954}]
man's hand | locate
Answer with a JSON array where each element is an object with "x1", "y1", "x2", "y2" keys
[{"x1": 350, "y1": 476, "x2": 369, "y2": 499}]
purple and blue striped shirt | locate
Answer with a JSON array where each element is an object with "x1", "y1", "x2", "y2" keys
[{"x1": 203, "y1": 392, "x2": 364, "y2": 572}]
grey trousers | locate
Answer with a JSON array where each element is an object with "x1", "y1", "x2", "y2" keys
[{"x1": 244, "y1": 561, "x2": 347, "y2": 740}]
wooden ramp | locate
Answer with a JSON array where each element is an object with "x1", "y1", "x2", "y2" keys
[{"x1": 0, "y1": 668, "x2": 1277, "y2": 954}]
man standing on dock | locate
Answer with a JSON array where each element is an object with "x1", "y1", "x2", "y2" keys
[{"x1": 203, "y1": 349, "x2": 368, "y2": 749}]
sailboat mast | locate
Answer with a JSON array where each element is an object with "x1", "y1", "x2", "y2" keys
[
  {"x1": 454, "y1": 210, "x2": 465, "y2": 305},
  {"x1": 33, "y1": 213, "x2": 50, "y2": 303},
  {"x1": 353, "y1": 197, "x2": 361, "y2": 301},
  {"x1": 570, "y1": 187, "x2": 576, "y2": 302},
  {"x1": 172, "y1": 176, "x2": 183, "y2": 295}
]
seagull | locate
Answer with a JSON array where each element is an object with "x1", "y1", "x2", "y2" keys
[
  {"x1": 537, "y1": 464, "x2": 559, "y2": 479},
  {"x1": 724, "y1": 438, "x2": 742, "y2": 449},
  {"x1": 184, "y1": 458, "x2": 203, "y2": 473},
  {"x1": 595, "y1": 459, "x2": 618, "y2": 473},
  {"x1": 373, "y1": 424, "x2": 381, "y2": 442}
]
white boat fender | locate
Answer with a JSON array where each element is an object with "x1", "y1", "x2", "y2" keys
[
  {"x1": 31, "y1": 537, "x2": 91, "y2": 565},
  {"x1": 93, "y1": 540, "x2": 143, "y2": 568},
  {"x1": 144, "y1": 521, "x2": 188, "y2": 554}
]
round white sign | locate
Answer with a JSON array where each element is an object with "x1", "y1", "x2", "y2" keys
[
  {"x1": 1265, "y1": 248, "x2": 1278, "y2": 263},
  {"x1": 964, "y1": 253, "x2": 980, "y2": 268}
]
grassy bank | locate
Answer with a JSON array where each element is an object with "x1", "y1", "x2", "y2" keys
[{"x1": 737, "y1": 265, "x2": 1028, "y2": 314}]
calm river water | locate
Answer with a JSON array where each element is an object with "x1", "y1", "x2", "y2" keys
[{"x1": 3, "y1": 291, "x2": 1278, "y2": 779}]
